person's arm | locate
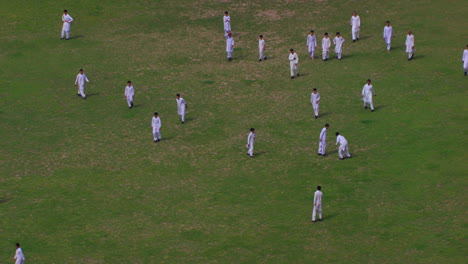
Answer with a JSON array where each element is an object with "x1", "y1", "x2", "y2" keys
[
  {"x1": 316, "y1": 93, "x2": 320, "y2": 103},
  {"x1": 74, "y1": 75, "x2": 78, "y2": 86},
  {"x1": 68, "y1": 15, "x2": 74, "y2": 23},
  {"x1": 357, "y1": 17, "x2": 360, "y2": 27},
  {"x1": 85, "y1": 75, "x2": 90, "y2": 83}
]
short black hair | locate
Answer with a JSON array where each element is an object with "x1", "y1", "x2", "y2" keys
[
  {"x1": 290, "y1": 49, "x2": 294, "y2": 52},
  {"x1": 16, "y1": 243, "x2": 20, "y2": 247},
  {"x1": 336, "y1": 32, "x2": 340, "y2": 35},
  {"x1": 335, "y1": 132, "x2": 340, "y2": 136},
  {"x1": 386, "y1": 20, "x2": 390, "y2": 23},
  {"x1": 325, "y1": 124, "x2": 329, "y2": 127},
  {"x1": 310, "y1": 30, "x2": 314, "y2": 33},
  {"x1": 317, "y1": 186, "x2": 321, "y2": 190},
  {"x1": 324, "y1": 32, "x2": 328, "y2": 35},
  {"x1": 313, "y1": 88, "x2": 317, "y2": 91},
  {"x1": 154, "y1": 112, "x2": 158, "y2": 116},
  {"x1": 64, "y1": 10, "x2": 68, "y2": 12},
  {"x1": 225, "y1": 11, "x2": 228, "y2": 14},
  {"x1": 250, "y1": 128, "x2": 255, "y2": 131},
  {"x1": 367, "y1": 79, "x2": 371, "y2": 82},
  {"x1": 259, "y1": 35, "x2": 263, "y2": 38},
  {"x1": 79, "y1": 68, "x2": 83, "y2": 71},
  {"x1": 176, "y1": 93, "x2": 180, "y2": 96},
  {"x1": 127, "y1": 80, "x2": 131, "y2": 83}
]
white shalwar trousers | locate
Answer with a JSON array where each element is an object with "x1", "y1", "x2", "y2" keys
[
  {"x1": 352, "y1": 28, "x2": 360, "y2": 40},
  {"x1": 127, "y1": 96, "x2": 133, "y2": 107},
  {"x1": 247, "y1": 144, "x2": 254, "y2": 156},
  {"x1": 259, "y1": 49, "x2": 265, "y2": 60},
  {"x1": 312, "y1": 204, "x2": 322, "y2": 221},
  {"x1": 308, "y1": 48, "x2": 315, "y2": 59},
  {"x1": 338, "y1": 144, "x2": 351, "y2": 159},
  {"x1": 290, "y1": 62, "x2": 298, "y2": 76},
  {"x1": 78, "y1": 85, "x2": 86, "y2": 98},
  {"x1": 318, "y1": 141, "x2": 326, "y2": 155},
  {"x1": 312, "y1": 104, "x2": 319, "y2": 117},
  {"x1": 363, "y1": 95, "x2": 374, "y2": 110},
  {"x1": 153, "y1": 130, "x2": 161, "y2": 141},
  {"x1": 322, "y1": 50, "x2": 329, "y2": 60}
]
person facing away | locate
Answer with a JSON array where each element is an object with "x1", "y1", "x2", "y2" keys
[
  {"x1": 289, "y1": 49, "x2": 299, "y2": 79},
  {"x1": 362, "y1": 79, "x2": 376, "y2": 111},
  {"x1": 333, "y1": 32, "x2": 345, "y2": 60},
  {"x1": 405, "y1": 30, "x2": 415, "y2": 60},
  {"x1": 13, "y1": 243, "x2": 25, "y2": 264},
  {"x1": 246, "y1": 128, "x2": 255, "y2": 158},
  {"x1": 226, "y1": 32, "x2": 235, "y2": 61},
  {"x1": 124, "y1": 81, "x2": 134, "y2": 109},
  {"x1": 310, "y1": 88, "x2": 320, "y2": 119},
  {"x1": 383, "y1": 21, "x2": 394, "y2": 51},
  {"x1": 350, "y1": 11, "x2": 360, "y2": 42},
  {"x1": 306, "y1": 30, "x2": 317, "y2": 59},
  {"x1": 335, "y1": 132, "x2": 351, "y2": 160},
  {"x1": 176, "y1": 93, "x2": 187, "y2": 124},
  {"x1": 318, "y1": 124, "x2": 329, "y2": 156},
  {"x1": 258, "y1": 35, "x2": 267, "y2": 61},
  {"x1": 151, "y1": 112, "x2": 162, "y2": 143},
  {"x1": 223, "y1": 11, "x2": 231, "y2": 33},
  {"x1": 312, "y1": 186, "x2": 323, "y2": 222},
  {"x1": 462, "y1": 45, "x2": 468, "y2": 76},
  {"x1": 322, "y1": 32, "x2": 331, "y2": 61},
  {"x1": 74, "y1": 68, "x2": 90, "y2": 99},
  {"x1": 61, "y1": 9, "x2": 74, "y2": 40}
]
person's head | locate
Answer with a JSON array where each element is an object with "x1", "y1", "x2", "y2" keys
[
  {"x1": 336, "y1": 32, "x2": 341, "y2": 37},
  {"x1": 290, "y1": 48, "x2": 294, "y2": 53},
  {"x1": 335, "y1": 132, "x2": 340, "y2": 136},
  {"x1": 79, "y1": 68, "x2": 84, "y2": 73},
  {"x1": 386, "y1": 20, "x2": 390, "y2": 26},
  {"x1": 325, "y1": 124, "x2": 329, "y2": 129},
  {"x1": 313, "y1": 88, "x2": 317, "y2": 94},
  {"x1": 310, "y1": 30, "x2": 315, "y2": 35},
  {"x1": 227, "y1": 32, "x2": 232, "y2": 37},
  {"x1": 64, "y1": 10, "x2": 68, "y2": 14},
  {"x1": 317, "y1": 186, "x2": 321, "y2": 190},
  {"x1": 16, "y1": 243, "x2": 20, "y2": 248},
  {"x1": 408, "y1": 30, "x2": 412, "y2": 35},
  {"x1": 154, "y1": 112, "x2": 158, "y2": 117},
  {"x1": 176, "y1": 93, "x2": 180, "y2": 98},
  {"x1": 353, "y1": 11, "x2": 357, "y2": 16},
  {"x1": 259, "y1": 35, "x2": 263, "y2": 39},
  {"x1": 127, "y1": 81, "x2": 131, "y2": 85},
  {"x1": 367, "y1": 79, "x2": 371, "y2": 84},
  {"x1": 324, "y1": 32, "x2": 328, "y2": 37},
  {"x1": 466, "y1": 44, "x2": 468, "y2": 49},
  {"x1": 224, "y1": 11, "x2": 228, "y2": 16},
  {"x1": 250, "y1": 128, "x2": 255, "y2": 132}
]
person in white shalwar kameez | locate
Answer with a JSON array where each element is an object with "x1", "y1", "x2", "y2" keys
[
  {"x1": 362, "y1": 79, "x2": 376, "y2": 111},
  {"x1": 246, "y1": 128, "x2": 255, "y2": 158},
  {"x1": 61, "y1": 10, "x2": 73, "y2": 40},
  {"x1": 462, "y1": 45, "x2": 468, "y2": 76},
  {"x1": 405, "y1": 30, "x2": 415, "y2": 60},
  {"x1": 322, "y1": 33, "x2": 331, "y2": 61},
  {"x1": 310, "y1": 88, "x2": 320, "y2": 118},
  {"x1": 74, "y1": 69, "x2": 90, "y2": 99},
  {"x1": 333, "y1": 32, "x2": 345, "y2": 60},
  {"x1": 318, "y1": 124, "x2": 329, "y2": 156},
  {"x1": 124, "y1": 81, "x2": 134, "y2": 109},
  {"x1": 176, "y1": 93, "x2": 188, "y2": 124},
  {"x1": 306, "y1": 30, "x2": 317, "y2": 59},
  {"x1": 312, "y1": 186, "x2": 323, "y2": 222},
  {"x1": 13, "y1": 243, "x2": 25, "y2": 264},
  {"x1": 258, "y1": 35, "x2": 267, "y2": 61},
  {"x1": 350, "y1": 11, "x2": 360, "y2": 42},
  {"x1": 226, "y1": 32, "x2": 235, "y2": 61},
  {"x1": 223, "y1": 11, "x2": 231, "y2": 33},
  {"x1": 289, "y1": 49, "x2": 299, "y2": 79},
  {"x1": 335, "y1": 132, "x2": 351, "y2": 160},
  {"x1": 151, "y1": 112, "x2": 162, "y2": 143},
  {"x1": 383, "y1": 21, "x2": 394, "y2": 51}
]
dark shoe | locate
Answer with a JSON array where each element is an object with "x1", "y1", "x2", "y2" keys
[
  {"x1": 318, "y1": 218, "x2": 322, "y2": 221},
  {"x1": 357, "y1": 38, "x2": 359, "y2": 40},
  {"x1": 181, "y1": 121, "x2": 184, "y2": 124},
  {"x1": 322, "y1": 154, "x2": 327, "y2": 156},
  {"x1": 312, "y1": 220, "x2": 316, "y2": 223},
  {"x1": 228, "y1": 57, "x2": 232, "y2": 61},
  {"x1": 259, "y1": 59, "x2": 262, "y2": 62},
  {"x1": 154, "y1": 140, "x2": 157, "y2": 143},
  {"x1": 291, "y1": 76, "x2": 294, "y2": 79},
  {"x1": 264, "y1": 57, "x2": 267, "y2": 60},
  {"x1": 318, "y1": 153, "x2": 322, "y2": 156},
  {"x1": 365, "y1": 106, "x2": 367, "y2": 109},
  {"x1": 465, "y1": 72, "x2": 467, "y2": 76},
  {"x1": 66, "y1": 38, "x2": 70, "y2": 40},
  {"x1": 315, "y1": 115, "x2": 318, "y2": 119},
  {"x1": 297, "y1": 73, "x2": 300, "y2": 77},
  {"x1": 250, "y1": 155, "x2": 254, "y2": 158},
  {"x1": 353, "y1": 39, "x2": 356, "y2": 42},
  {"x1": 61, "y1": 38, "x2": 65, "y2": 40},
  {"x1": 77, "y1": 93, "x2": 81, "y2": 97},
  {"x1": 371, "y1": 109, "x2": 374, "y2": 112}
]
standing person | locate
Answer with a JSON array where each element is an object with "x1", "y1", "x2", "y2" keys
[
  {"x1": 176, "y1": 93, "x2": 188, "y2": 124},
  {"x1": 223, "y1": 11, "x2": 231, "y2": 34},
  {"x1": 362, "y1": 79, "x2": 376, "y2": 111},
  {"x1": 124, "y1": 81, "x2": 134, "y2": 109},
  {"x1": 306, "y1": 30, "x2": 317, "y2": 59},
  {"x1": 13, "y1": 243, "x2": 25, "y2": 264},
  {"x1": 462, "y1": 45, "x2": 468, "y2": 76},
  {"x1": 322, "y1": 32, "x2": 331, "y2": 61},
  {"x1": 350, "y1": 11, "x2": 360, "y2": 42},
  {"x1": 151, "y1": 112, "x2": 162, "y2": 143},
  {"x1": 258, "y1": 35, "x2": 267, "y2": 61},
  {"x1": 333, "y1": 32, "x2": 345, "y2": 60},
  {"x1": 383, "y1": 21, "x2": 394, "y2": 52},
  {"x1": 74, "y1": 68, "x2": 90, "y2": 99},
  {"x1": 226, "y1": 32, "x2": 235, "y2": 61},
  {"x1": 246, "y1": 128, "x2": 255, "y2": 158},
  {"x1": 312, "y1": 186, "x2": 323, "y2": 222},
  {"x1": 318, "y1": 124, "x2": 329, "y2": 156},
  {"x1": 61, "y1": 9, "x2": 74, "y2": 40},
  {"x1": 310, "y1": 88, "x2": 320, "y2": 119},
  {"x1": 405, "y1": 30, "x2": 415, "y2": 60},
  {"x1": 335, "y1": 132, "x2": 351, "y2": 160},
  {"x1": 289, "y1": 49, "x2": 299, "y2": 79}
]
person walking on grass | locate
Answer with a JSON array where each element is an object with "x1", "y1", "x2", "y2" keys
[
  {"x1": 74, "y1": 68, "x2": 90, "y2": 99},
  {"x1": 306, "y1": 30, "x2": 317, "y2": 59},
  {"x1": 350, "y1": 11, "x2": 360, "y2": 42},
  {"x1": 462, "y1": 45, "x2": 468, "y2": 76},
  {"x1": 333, "y1": 32, "x2": 345, "y2": 60},
  {"x1": 151, "y1": 112, "x2": 162, "y2": 143},
  {"x1": 226, "y1": 32, "x2": 235, "y2": 61},
  {"x1": 124, "y1": 81, "x2": 134, "y2": 109},
  {"x1": 318, "y1": 124, "x2": 329, "y2": 156},
  {"x1": 61, "y1": 9, "x2": 73, "y2": 40},
  {"x1": 223, "y1": 11, "x2": 231, "y2": 34},
  {"x1": 312, "y1": 186, "x2": 323, "y2": 222},
  {"x1": 13, "y1": 243, "x2": 25, "y2": 264},
  {"x1": 362, "y1": 79, "x2": 376, "y2": 112},
  {"x1": 383, "y1": 21, "x2": 394, "y2": 52},
  {"x1": 310, "y1": 88, "x2": 320, "y2": 119},
  {"x1": 336, "y1": 132, "x2": 351, "y2": 160},
  {"x1": 405, "y1": 30, "x2": 415, "y2": 60},
  {"x1": 176, "y1": 93, "x2": 187, "y2": 124},
  {"x1": 246, "y1": 128, "x2": 255, "y2": 158},
  {"x1": 258, "y1": 35, "x2": 267, "y2": 61},
  {"x1": 322, "y1": 32, "x2": 331, "y2": 61},
  {"x1": 289, "y1": 49, "x2": 299, "y2": 79}
]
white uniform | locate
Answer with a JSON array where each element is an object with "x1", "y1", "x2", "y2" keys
[
  {"x1": 14, "y1": 247, "x2": 26, "y2": 264},
  {"x1": 125, "y1": 85, "x2": 134, "y2": 108},
  {"x1": 462, "y1": 49, "x2": 468, "y2": 73},
  {"x1": 322, "y1": 37, "x2": 331, "y2": 60},
  {"x1": 152, "y1": 116, "x2": 162, "y2": 141},
  {"x1": 289, "y1": 52, "x2": 299, "y2": 77},
  {"x1": 226, "y1": 35, "x2": 235, "y2": 59},
  {"x1": 333, "y1": 36, "x2": 345, "y2": 59},
  {"x1": 61, "y1": 13, "x2": 74, "y2": 39},
  {"x1": 383, "y1": 26, "x2": 394, "y2": 51},
  {"x1": 176, "y1": 97, "x2": 187, "y2": 122},
  {"x1": 336, "y1": 135, "x2": 351, "y2": 159},
  {"x1": 310, "y1": 92, "x2": 320, "y2": 117},
  {"x1": 350, "y1": 15, "x2": 360, "y2": 40},
  {"x1": 223, "y1": 15, "x2": 231, "y2": 33},
  {"x1": 75, "y1": 73, "x2": 90, "y2": 98},
  {"x1": 306, "y1": 34, "x2": 317, "y2": 58},
  {"x1": 362, "y1": 83, "x2": 376, "y2": 110},
  {"x1": 405, "y1": 34, "x2": 415, "y2": 59},
  {"x1": 259, "y1": 39, "x2": 266, "y2": 60},
  {"x1": 312, "y1": 190, "x2": 323, "y2": 221},
  {"x1": 318, "y1": 127, "x2": 327, "y2": 155},
  {"x1": 246, "y1": 132, "x2": 255, "y2": 157}
]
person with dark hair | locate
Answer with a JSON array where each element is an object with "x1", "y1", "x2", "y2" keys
[
  {"x1": 333, "y1": 32, "x2": 345, "y2": 60},
  {"x1": 258, "y1": 35, "x2": 266, "y2": 61},
  {"x1": 223, "y1": 11, "x2": 231, "y2": 34},
  {"x1": 151, "y1": 112, "x2": 162, "y2": 143},
  {"x1": 226, "y1": 32, "x2": 235, "y2": 61},
  {"x1": 322, "y1": 32, "x2": 331, "y2": 61},
  {"x1": 306, "y1": 30, "x2": 317, "y2": 59},
  {"x1": 246, "y1": 128, "x2": 256, "y2": 158},
  {"x1": 74, "y1": 69, "x2": 90, "y2": 99},
  {"x1": 13, "y1": 243, "x2": 25, "y2": 264},
  {"x1": 124, "y1": 81, "x2": 134, "y2": 109},
  {"x1": 405, "y1": 30, "x2": 415, "y2": 60},
  {"x1": 312, "y1": 186, "x2": 323, "y2": 222},
  {"x1": 176, "y1": 94, "x2": 187, "y2": 124},
  {"x1": 61, "y1": 9, "x2": 74, "y2": 40},
  {"x1": 350, "y1": 11, "x2": 360, "y2": 42},
  {"x1": 336, "y1": 132, "x2": 351, "y2": 160},
  {"x1": 310, "y1": 88, "x2": 320, "y2": 118},
  {"x1": 318, "y1": 124, "x2": 329, "y2": 156},
  {"x1": 383, "y1": 21, "x2": 394, "y2": 51},
  {"x1": 362, "y1": 79, "x2": 376, "y2": 111},
  {"x1": 288, "y1": 49, "x2": 299, "y2": 79}
]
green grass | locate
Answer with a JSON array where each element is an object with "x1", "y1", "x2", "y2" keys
[{"x1": 1, "y1": 0, "x2": 467, "y2": 263}]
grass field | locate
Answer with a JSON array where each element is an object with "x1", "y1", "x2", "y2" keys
[{"x1": 1, "y1": 0, "x2": 467, "y2": 263}]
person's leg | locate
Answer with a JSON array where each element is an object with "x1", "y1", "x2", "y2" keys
[
  {"x1": 61, "y1": 28, "x2": 66, "y2": 39},
  {"x1": 338, "y1": 145, "x2": 344, "y2": 159},
  {"x1": 153, "y1": 131, "x2": 158, "y2": 142},
  {"x1": 80, "y1": 86, "x2": 86, "y2": 99},
  {"x1": 345, "y1": 145, "x2": 351, "y2": 158},
  {"x1": 369, "y1": 97, "x2": 374, "y2": 111},
  {"x1": 181, "y1": 113, "x2": 185, "y2": 123},
  {"x1": 66, "y1": 29, "x2": 70, "y2": 40},
  {"x1": 312, "y1": 205, "x2": 317, "y2": 221},
  {"x1": 318, "y1": 204, "x2": 322, "y2": 220}
]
